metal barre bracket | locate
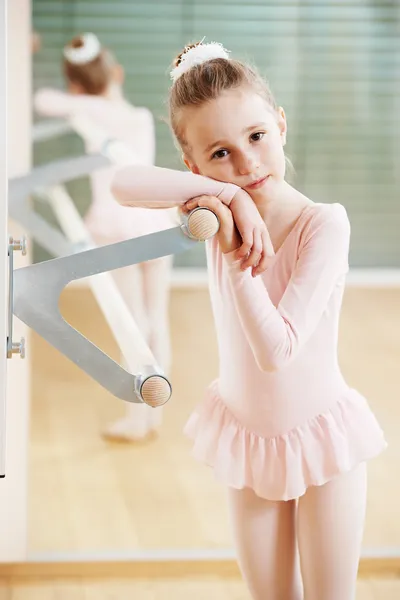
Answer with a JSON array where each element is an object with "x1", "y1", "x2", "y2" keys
[
  {"x1": 11, "y1": 226, "x2": 199, "y2": 405},
  {"x1": 7, "y1": 236, "x2": 27, "y2": 360}
]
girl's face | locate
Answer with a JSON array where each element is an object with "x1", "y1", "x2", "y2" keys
[{"x1": 183, "y1": 88, "x2": 287, "y2": 202}]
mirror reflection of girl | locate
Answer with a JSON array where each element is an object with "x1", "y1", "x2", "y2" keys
[
  {"x1": 111, "y1": 41, "x2": 387, "y2": 600},
  {"x1": 34, "y1": 33, "x2": 174, "y2": 442}
]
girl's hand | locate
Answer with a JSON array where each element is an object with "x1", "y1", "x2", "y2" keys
[
  {"x1": 229, "y1": 189, "x2": 275, "y2": 275},
  {"x1": 182, "y1": 195, "x2": 241, "y2": 255}
]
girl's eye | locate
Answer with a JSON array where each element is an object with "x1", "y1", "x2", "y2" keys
[
  {"x1": 250, "y1": 131, "x2": 265, "y2": 142},
  {"x1": 212, "y1": 149, "x2": 229, "y2": 160}
]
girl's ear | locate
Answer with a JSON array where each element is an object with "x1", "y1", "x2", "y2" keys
[
  {"x1": 112, "y1": 64, "x2": 125, "y2": 85},
  {"x1": 277, "y1": 106, "x2": 287, "y2": 146},
  {"x1": 68, "y1": 81, "x2": 84, "y2": 95},
  {"x1": 182, "y1": 154, "x2": 200, "y2": 175}
]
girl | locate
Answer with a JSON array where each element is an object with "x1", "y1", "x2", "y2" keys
[
  {"x1": 34, "y1": 33, "x2": 176, "y2": 442},
  {"x1": 111, "y1": 41, "x2": 387, "y2": 599}
]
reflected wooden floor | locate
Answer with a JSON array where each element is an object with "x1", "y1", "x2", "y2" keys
[
  {"x1": 28, "y1": 286, "x2": 399, "y2": 553},
  {"x1": 2, "y1": 577, "x2": 400, "y2": 599}
]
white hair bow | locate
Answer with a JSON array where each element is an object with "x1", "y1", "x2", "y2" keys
[
  {"x1": 63, "y1": 33, "x2": 101, "y2": 65},
  {"x1": 170, "y1": 40, "x2": 230, "y2": 82}
]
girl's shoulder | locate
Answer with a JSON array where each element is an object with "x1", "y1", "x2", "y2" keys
[
  {"x1": 297, "y1": 202, "x2": 351, "y2": 251},
  {"x1": 303, "y1": 201, "x2": 350, "y2": 234}
]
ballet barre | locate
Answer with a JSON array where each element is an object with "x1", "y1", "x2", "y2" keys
[
  {"x1": 9, "y1": 122, "x2": 220, "y2": 411},
  {"x1": 31, "y1": 118, "x2": 72, "y2": 143}
]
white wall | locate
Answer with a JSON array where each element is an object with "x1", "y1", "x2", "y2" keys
[{"x1": 0, "y1": 0, "x2": 31, "y2": 560}]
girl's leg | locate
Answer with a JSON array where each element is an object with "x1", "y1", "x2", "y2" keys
[
  {"x1": 227, "y1": 487, "x2": 303, "y2": 600},
  {"x1": 297, "y1": 462, "x2": 367, "y2": 600},
  {"x1": 141, "y1": 255, "x2": 173, "y2": 432}
]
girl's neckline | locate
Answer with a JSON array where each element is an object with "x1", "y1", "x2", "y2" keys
[{"x1": 270, "y1": 202, "x2": 321, "y2": 257}]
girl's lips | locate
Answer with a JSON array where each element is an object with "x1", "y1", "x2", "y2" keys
[{"x1": 245, "y1": 175, "x2": 269, "y2": 190}]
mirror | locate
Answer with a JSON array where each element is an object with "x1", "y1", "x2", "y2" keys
[{"x1": 27, "y1": 0, "x2": 399, "y2": 570}]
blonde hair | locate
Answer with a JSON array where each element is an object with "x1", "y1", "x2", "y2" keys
[
  {"x1": 63, "y1": 35, "x2": 115, "y2": 96},
  {"x1": 168, "y1": 41, "x2": 278, "y2": 150}
]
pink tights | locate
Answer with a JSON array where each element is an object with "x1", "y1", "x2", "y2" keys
[{"x1": 227, "y1": 462, "x2": 367, "y2": 600}]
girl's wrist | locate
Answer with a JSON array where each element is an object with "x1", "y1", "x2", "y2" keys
[{"x1": 230, "y1": 187, "x2": 250, "y2": 206}]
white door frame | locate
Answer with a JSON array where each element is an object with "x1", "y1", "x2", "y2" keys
[{"x1": 0, "y1": 0, "x2": 31, "y2": 560}]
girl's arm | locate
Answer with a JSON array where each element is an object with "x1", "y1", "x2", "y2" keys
[
  {"x1": 34, "y1": 90, "x2": 149, "y2": 164},
  {"x1": 111, "y1": 165, "x2": 274, "y2": 269},
  {"x1": 34, "y1": 88, "x2": 87, "y2": 117},
  {"x1": 111, "y1": 164, "x2": 239, "y2": 209},
  {"x1": 223, "y1": 204, "x2": 350, "y2": 371}
]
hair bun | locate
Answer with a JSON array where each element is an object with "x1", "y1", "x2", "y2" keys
[
  {"x1": 63, "y1": 33, "x2": 101, "y2": 65},
  {"x1": 174, "y1": 42, "x2": 201, "y2": 68},
  {"x1": 170, "y1": 39, "x2": 230, "y2": 82}
]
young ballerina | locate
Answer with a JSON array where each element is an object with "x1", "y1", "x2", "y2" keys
[
  {"x1": 111, "y1": 41, "x2": 387, "y2": 599},
  {"x1": 34, "y1": 33, "x2": 176, "y2": 441}
]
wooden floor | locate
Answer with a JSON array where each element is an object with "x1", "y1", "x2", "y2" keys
[
  {"x1": 28, "y1": 286, "x2": 400, "y2": 553},
  {"x1": 1, "y1": 576, "x2": 400, "y2": 599}
]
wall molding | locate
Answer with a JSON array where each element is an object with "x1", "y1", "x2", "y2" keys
[
  {"x1": 1, "y1": 548, "x2": 400, "y2": 579},
  {"x1": 67, "y1": 268, "x2": 400, "y2": 291}
]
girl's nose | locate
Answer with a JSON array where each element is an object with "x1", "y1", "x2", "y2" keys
[{"x1": 236, "y1": 152, "x2": 259, "y2": 176}]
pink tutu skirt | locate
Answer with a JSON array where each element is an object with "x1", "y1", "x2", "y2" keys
[{"x1": 184, "y1": 380, "x2": 387, "y2": 501}]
